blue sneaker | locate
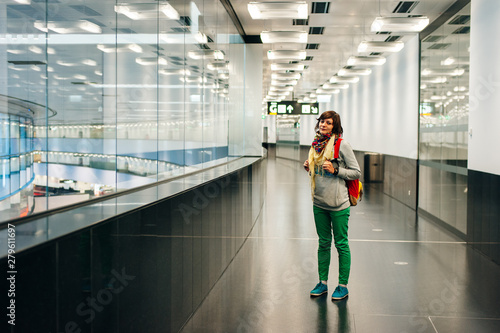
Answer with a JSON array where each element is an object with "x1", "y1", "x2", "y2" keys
[
  {"x1": 310, "y1": 282, "x2": 328, "y2": 296},
  {"x1": 331, "y1": 285, "x2": 349, "y2": 300}
]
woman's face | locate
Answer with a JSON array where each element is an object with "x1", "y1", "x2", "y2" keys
[{"x1": 319, "y1": 118, "x2": 333, "y2": 135}]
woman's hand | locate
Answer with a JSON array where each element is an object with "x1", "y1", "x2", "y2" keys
[
  {"x1": 322, "y1": 161, "x2": 336, "y2": 174},
  {"x1": 303, "y1": 160, "x2": 309, "y2": 172}
]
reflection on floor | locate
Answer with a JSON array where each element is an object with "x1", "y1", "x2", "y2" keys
[{"x1": 181, "y1": 158, "x2": 500, "y2": 333}]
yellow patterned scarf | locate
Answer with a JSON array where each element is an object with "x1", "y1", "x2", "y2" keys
[{"x1": 308, "y1": 134, "x2": 337, "y2": 198}]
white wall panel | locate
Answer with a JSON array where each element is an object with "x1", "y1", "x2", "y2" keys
[
  {"x1": 328, "y1": 36, "x2": 419, "y2": 159},
  {"x1": 469, "y1": 0, "x2": 500, "y2": 175}
]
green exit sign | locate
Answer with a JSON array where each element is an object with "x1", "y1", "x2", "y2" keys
[{"x1": 267, "y1": 101, "x2": 319, "y2": 115}]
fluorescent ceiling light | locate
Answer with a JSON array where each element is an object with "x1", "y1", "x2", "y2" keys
[
  {"x1": 453, "y1": 86, "x2": 467, "y2": 92},
  {"x1": 347, "y1": 56, "x2": 386, "y2": 66},
  {"x1": 421, "y1": 77, "x2": 447, "y2": 84},
  {"x1": 270, "y1": 86, "x2": 293, "y2": 92},
  {"x1": 268, "y1": 50, "x2": 306, "y2": 60},
  {"x1": 316, "y1": 88, "x2": 340, "y2": 94},
  {"x1": 323, "y1": 83, "x2": 349, "y2": 89},
  {"x1": 248, "y1": 2, "x2": 308, "y2": 19},
  {"x1": 371, "y1": 16, "x2": 429, "y2": 33},
  {"x1": 421, "y1": 68, "x2": 465, "y2": 76},
  {"x1": 440, "y1": 57, "x2": 469, "y2": 66},
  {"x1": 272, "y1": 73, "x2": 301, "y2": 80},
  {"x1": 180, "y1": 76, "x2": 203, "y2": 83},
  {"x1": 271, "y1": 63, "x2": 304, "y2": 71},
  {"x1": 82, "y1": 59, "x2": 97, "y2": 66},
  {"x1": 135, "y1": 57, "x2": 168, "y2": 65},
  {"x1": 338, "y1": 68, "x2": 371, "y2": 76},
  {"x1": 271, "y1": 80, "x2": 298, "y2": 86},
  {"x1": 115, "y1": 3, "x2": 180, "y2": 20},
  {"x1": 74, "y1": 74, "x2": 87, "y2": 80},
  {"x1": 159, "y1": 68, "x2": 191, "y2": 76},
  {"x1": 358, "y1": 41, "x2": 404, "y2": 53},
  {"x1": 29, "y1": 45, "x2": 43, "y2": 54},
  {"x1": 260, "y1": 31, "x2": 308, "y2": 43},
  {"x1": 329, "y1": 76, "x2": 359, "y2": 84},
  {"x1": 14, "y1": 0, "x2": 31, "y2": 4},
  {"x1": 187, "y1": 50, "x2": 225, "y2": 60},
  {"x1": 35, "y1": 20, "x2": 102, "y2": 34},
  {"x1": 160, "y1": 32, "x2": 207, "y2": 44}
]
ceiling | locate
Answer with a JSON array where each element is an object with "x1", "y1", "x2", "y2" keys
[
  {"x1": 2, "y1": 0, "x2": 469, "y2": 125},
  {"x1": 229, "y1": 0, "x2": 458, "y2": 101}
]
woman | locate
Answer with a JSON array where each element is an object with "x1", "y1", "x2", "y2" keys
[{"x1": 303, "y1": 111, "x2": 361, "y2": 300}]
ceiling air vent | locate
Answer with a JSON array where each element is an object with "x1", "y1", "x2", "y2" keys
[
  {"x1": 178, "y1": 16, "x2": 191, "y2": 26},
  {"x1": 8, "y1": 60, "x2": 46, "y2": 65},
  {"x1": 427, "y1": 43, "x2": 451, "y2": 50},
  {"x1": 69, "y1": 5, "x2": 102, "y2": 16},
  {"x1": 289, "y1": 60, "x2": 299, "y2": 64},
  {"x1": 206, "y1": 35, "x2": 214, "y2": 43},
  {"x1": 293, "y1": 18, "x2": 309, "y2": 25},
  {"x1": 168, "y1": 56, "x2": 186, "y2": 62},
  {"x1": 393, "y1": 1, "x2": 419, "y2": 14},
  {"x1": 376, "y1": 31, "x2": 391, "y2": 35},
  {"x1": 197, "y1": 44, "x2": 210, "y2": 50},
  {"x1": 311, "y1": 2, "x2": 330, "y2": 14},
  {"x1": 305, "y1": 56, "x2": 314, "y2": 61},
  {"x1": 113, "y1": 28, "x2": 136, "y2": 34},
  {"x1": 385, "y1": 35, "x2": 401, "y2": 42},
  {"x1": 370, "y1": 52, "x2": 382, "y2": 56},
  {"x1": 304, "y1": 65, "x2": 309, "y2": 69},
  {"x1": 306, "y1": 43, "x2": 319, "y2": 49},
  {"x1": 171, "y1": 27, "x2": 189, "y2": 33},
  {"x1": 309, "y1": 27, "x2": 325, "y2": 34},
  {"x1": 449, "y1": 15, "x2": 470, "y2": 25},
  {"x1": 422, "y1": 35, "x2": 444, "y2": 42},
  {"x1": 452, "y1": 26, "x2": 470, "y2": 34}
]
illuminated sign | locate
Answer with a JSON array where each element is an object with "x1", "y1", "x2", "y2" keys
[{"x1": 267, "y1": 101, "x2": 319, "y2": 115}]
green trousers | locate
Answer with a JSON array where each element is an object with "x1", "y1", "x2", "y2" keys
[{"x1": 313, "y1": 205, "x2": 351, "y2": 285}]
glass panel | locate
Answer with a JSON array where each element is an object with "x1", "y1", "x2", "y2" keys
[
  {"x1": 419, "y1": 4, "x2": 470, "y2": 234},
  {"x1": 0, "y1": 0, "x2": 258, "y2": 224}
]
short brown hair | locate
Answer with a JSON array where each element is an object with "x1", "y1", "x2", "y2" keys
[{"x1": 314, "y1": 111, "x2": 343, "y2": 136}]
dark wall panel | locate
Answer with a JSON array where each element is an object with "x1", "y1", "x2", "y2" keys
[
  {"x1": 0, "y1": 159, "x2": 266, "y2": 333},
  {"x1": 467, "y1": 169, "x2": 500, "y2": 265}
]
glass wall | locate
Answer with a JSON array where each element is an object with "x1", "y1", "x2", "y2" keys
[
  {"x1": 419, "y1": 4, "x2": 470, "y2": 234},
  {"x1": 0, "y1": 0, "x2": 252, "y2": 223}
]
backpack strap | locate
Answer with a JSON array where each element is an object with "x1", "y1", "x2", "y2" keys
[{"x1": 333, "y1": 137, "x2": 343, "y2": 159}]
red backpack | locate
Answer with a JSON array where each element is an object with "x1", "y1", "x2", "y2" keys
[{"x1": 333, "y1": 138, "x2": 363, "y2": 206}]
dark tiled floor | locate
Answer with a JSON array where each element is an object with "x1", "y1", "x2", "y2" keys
[{"x1": 181, "y1": 158, "x2": 500, "y2": 333}]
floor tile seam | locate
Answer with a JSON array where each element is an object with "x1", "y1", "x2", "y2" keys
[
  {"x1": 429, "y1": 316, "x2": 439, "y2": 333},
  {"x1": 354, "y1": 313, "x2": 500, "y2": 320},
  {"x1": 125, "y1": 234, "x2": 470, "y2": 244}
]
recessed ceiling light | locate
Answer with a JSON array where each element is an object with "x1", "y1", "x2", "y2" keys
[
  {"x1": 329, "y1": 76, "x2": 359, "y2": 83},
  {"x1": 358, "y1": 41, "x2": 404, "y2": 53},
  {"x1": 271, "y1": 63, "x2": 305, "y2": 71},
  {"x1": 115, "y1": 3, "x2": 180, "y2": 20},
  {"x1": 267, "y1": 50, "x2": 307, "y2": 60},
  {"x1": 338, "y1": 68, "x2": 371, "y2": 76},
  {"x1": 347, "y1": 56, "x2": 386, "y2": 66},
  {"x1": 260, "y1": 31, "x2": 308, "y2": 43},
  {"x1": 187, "y1": 50, "x2": 225, "y2": 60},
  {"x1": 271, "y1": 80, "x2": 298, "y2": 86},
  {"x1": 371, "y1": 17, "x2": 429, "y2": 33},
  {"x1": 323, "y1": 83, "x2": 349, "y2": 89},
  {"x1": 248, "y1": 2, "x2": 308, "y2": 19},
  {"x1": 159, "y1": 69, "x2": 191, "y2": 76},
  {"x1": 421, "y1": 77, "x2": 447, "y2": 84},
  {"x1": 421, "y1": 68, "x2": 465, "y2": 76},
  {"x1": 34, "y1": 20, "x2": 102, "y2": 34},
  {"x1": 136, "y1": 57, "x2": 168, "y2": 66},
  {"x1": 272, "y1": 73, "x2": 301, "y2": 80}
]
